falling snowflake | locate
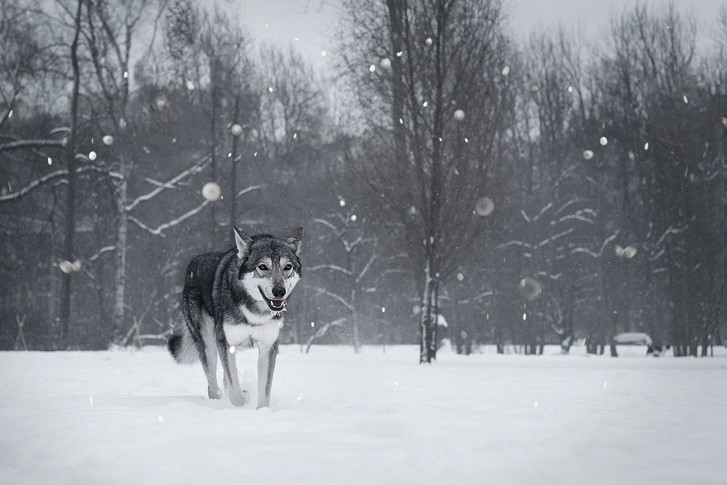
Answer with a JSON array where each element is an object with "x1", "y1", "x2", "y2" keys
[
  {"x1": 71, "y1": 260, "x2": 82, "y2": 272},
  {"x1": 380, "y1": 58, "x2": 391, "y2": 69},
  {"x1": 614, "y1": 244, "x2": 624, "y2": 257},
  {"x1": 644, "y1": 142, "x2": 649, "y2": 151},
  {"x1": 186, "y1": 80, "x2": 195, "y2": 91},
  {"x1": 623, "y1": 246, "x2": 637, "y2": 259},
  {"x1": 519, "y1": 277, "x2": 542, "y2": 301},
  {"x1": 425, "y1": 37, "x2": 432, "y2": 46},
  {"x1": 422, "y1": 101, "x2": 428, "y2": 107},
  {"x1": 321, "y1": 50, "x2": 327, "y2": 57},
  {"x1": 583, "y1": 150, "x2": 594, "y2": 160},
  {"x1": 88, "y1": 151, "x2": 97, "y2": 161},
  {"x1": 59, "y1": 261, "x2": 73, "y2": 274},
  {"x1": 501, "y1": 66, "x2": 510, "y2": 76},
  {"x1": 369, "y1": 64, "x2": 376, "y2": 73},
  {"x1": 456, "y1": 272, "x2": 464, "y2": 281},
  {"x1": 464, "y1": 137, "x2": 469, "y2": 143},
  {"x1": 453, "y1": 109, "x2": 465, "y2": 121},
  {"x1": 339, "y1": 198, "x2": 346, "y2": 208},
  {"x1": 475, "y1": 196, "x2": 494, "y2": 216},
  {"x1": 350, "y1": 214, "x2": 357, "y2": 222},
  {"x1": 268, "y1": 86, "x2": 274, "y2": 93},
  {"x1": 47, "y1": 157, "x2": 52, "y2": 166},
  {"x1": 8, "y1": 109, "x2": 13, "y2": 119},
  {"x1": 202, "y1": 182, "x2": 221, "y2": 201},
  {"x1": 568, "y1": 86, "x2": 573, "y2": 93},
  {"x1": 381, "y1": 307, "x2": 386, "y2": 313},
  {"x1": 123, "y1": 71, "x2": 128, "y2": 79},
  {"x1": 600, "y1": 136, "x2": 608, "y2": 146},
  {"x1": 229, "y1": 346, "x2": 236, "y2": 354},
  {"x1": 230, "y1": 124, "x2": 243, "y2": 136},
  {"x1": 682, "y1": 95, "x2": 688, "y2": 104},
  {"x1": 102, "y1": 135, "x2": 114, "y2": 145},
  {"x1": 396, "y1": 51, "x2": 403, "y2": 57}
]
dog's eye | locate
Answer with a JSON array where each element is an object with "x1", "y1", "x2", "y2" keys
[
  {"x1": 283, "y1": 263, "x2": 293, "y2": 271},
  {"x1": 257, "y1": 264, "x2": 268, "y2": 271}
]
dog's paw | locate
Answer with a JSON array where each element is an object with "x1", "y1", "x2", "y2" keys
[
  {"x1": 229, "y1": 389, "x2": 249, "y2": 407},
  {"x1": 208, "y1": 385, "x2": 222, "y2": 399}
]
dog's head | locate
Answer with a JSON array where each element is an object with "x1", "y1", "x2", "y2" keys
[{"x1": 234, "y1": 227, "x2": 303, "y2": 315}]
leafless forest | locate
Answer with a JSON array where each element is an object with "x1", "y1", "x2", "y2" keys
[{"x1": 1, "y1": 0, "x2": 725, "y2": 360}]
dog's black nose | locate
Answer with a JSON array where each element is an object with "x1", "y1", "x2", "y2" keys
[{"x1": 272, "y1": 286, "x2": 286, "y2": 298}]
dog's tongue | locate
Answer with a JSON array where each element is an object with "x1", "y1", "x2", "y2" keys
[{"x1": 272, "y1": 300, "x2": 284, "y2": 308}]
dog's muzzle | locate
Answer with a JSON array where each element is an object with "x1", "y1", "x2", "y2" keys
[{"x1": 259, "y1": 287, "x2": 286, "y2": 311}]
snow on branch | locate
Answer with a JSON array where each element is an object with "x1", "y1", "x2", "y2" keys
[
  {"x1": 355, "y1": 250, "x2": 378, "y2": 284},
  {"x1": 531, "y1": 202, "x2": 553, "y2": 222},
  {"x1": 236, "y1": 184, "x2": 265, "y2": 199},
  {"x1": 497, "y1": 240, "x2": 533, "y2": 250},
  {"x1": 308, "y1": 264, "x2": 353, "y2": 275},
  {"x1": 570, "y1": 230, "x2": 620, "y2": 258},
  {"x1": 656, "y1": 225, "x2": 689, "y2": 247},
  {"x1": 0, "y1": 165, "x2": 113, "y2": 203},
  {"x1": 88, "y1": 245, "x2": 115, "y2": 262},
  {"x1": 125, "y1": 156, "x2": 210, "y2": 212},
  {"x1": 553, "y1": 212, "x2": 595, "y2": 225},
  {"x1": 306, "y1": 285, "x2": 354, "y2": 313},
  {"x1": 536, "y1": 228, "x2": 574, "y2": 248},
  {"x1": 0, "y1": 139, "x2": 63, "y2": 154},
  {"x1": 128, "y1": 200, "x2": 210, "y2": 236},
  {"x1": 313, "y1": 218, "x2": 340, "y2": 233},
  {"x1": 305, "y1": 318, "x2": 346, "y2": 353}
]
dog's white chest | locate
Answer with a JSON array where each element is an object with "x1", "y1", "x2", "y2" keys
[{"x1": 223, "y1": 320, "x2": 281, "y2": 348}]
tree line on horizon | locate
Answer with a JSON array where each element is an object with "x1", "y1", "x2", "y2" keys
[{"x1": 1, "y1": 0, "x2": 725, "y2": 360}]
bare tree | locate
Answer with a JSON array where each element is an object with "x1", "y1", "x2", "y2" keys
[{"x1": 340, "y1": 0, "x2": 513, "y2": 362}]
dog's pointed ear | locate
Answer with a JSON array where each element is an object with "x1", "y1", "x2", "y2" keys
[
  {"x1": 286, "y1": 227, "x2": 304, "y2": 255},
  {"x1": 234, "y1": 227, "x2": 252, "y2": 259}
]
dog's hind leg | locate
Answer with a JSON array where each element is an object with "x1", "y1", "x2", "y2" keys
[
  {"x1": 201, "y1": 314, "x2": 222, "y2": 399},
  {"x1": 216, "y1": 323, "x2": 249, "y2": 407},
  {"x1": 183, "y1": 296, "x2": 221, "y2": 399},
  {"x1": 256, "y1": 341, "x2": 278, "y2": 409}
]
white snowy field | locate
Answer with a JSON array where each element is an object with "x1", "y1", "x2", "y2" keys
[{"x1": 1, "y1": 345, "x2": 726, "y2": 485}]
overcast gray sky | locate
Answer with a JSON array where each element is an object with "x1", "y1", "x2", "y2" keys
[{"x1": 237, "y1": 0, "x2": 725, "y2": 73}]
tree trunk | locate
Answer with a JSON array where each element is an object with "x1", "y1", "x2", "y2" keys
[
  {"x1": 419, "y1": 260, "x2": 434, "y2": 364},
  {"x1": 351, "y1": 289, "x2": 360, "y2": 353},
  {"x1": 229, "y1": 93, "x2": 240, "y2": 245},
  {"x1": 58, "y1": 0, "x2": 84, "y2": 349},
  {"x1": 111, "y1": 165, "x2": 128, "y2": 344}
]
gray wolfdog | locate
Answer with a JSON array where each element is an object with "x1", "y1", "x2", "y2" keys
[{"x1": 168, "y1": 227, "x2": 303, "y2": 408}]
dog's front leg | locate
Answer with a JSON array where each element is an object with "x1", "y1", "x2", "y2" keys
[
  {"x1": 257, "y1": 341, "x2": 278, "y2": 409},
  {"x1": 216, "y1": 325, "x2": 248, "y2": 407}
]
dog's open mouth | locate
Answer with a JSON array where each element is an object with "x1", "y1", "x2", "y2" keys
[{"x1": 259, "y1": 288, "x2": 286, "y2": 312}]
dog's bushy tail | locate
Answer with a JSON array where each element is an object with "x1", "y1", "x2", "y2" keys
[{"x1": 167, "y1": 328, "x2": 198, "y2": 364}]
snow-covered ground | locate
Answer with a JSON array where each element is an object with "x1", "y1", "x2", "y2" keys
[{"x1": 1, "y1": 345, "x2": 725, "y2": 485}]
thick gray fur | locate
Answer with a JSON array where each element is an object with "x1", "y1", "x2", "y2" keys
[{"x1": 168, "y1": 227, "x2": 303, "y2": 409}]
